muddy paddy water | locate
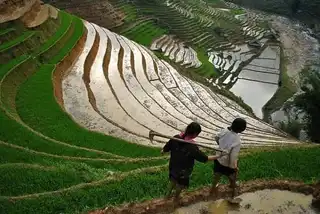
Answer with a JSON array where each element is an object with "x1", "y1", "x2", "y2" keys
[{"x1": 173, "y1": 189, "x2": 317, "y2": 214}]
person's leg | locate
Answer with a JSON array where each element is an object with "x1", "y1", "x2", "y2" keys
[
  {"x1": 228, "y1": 172, "x2": 238, "y2": 198},
  {"x1": 166, "y1": 179, "x2": 176, "y2": 198},
  {"x1": 174, "y1": 184, "x2": 183, "y2": 200},
  {"x1": 210, "y1": 172, "x2": 222, "y2": 195}
]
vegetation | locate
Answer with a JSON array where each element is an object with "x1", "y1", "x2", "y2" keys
[
  {"x1": 263, "y1": 51, "x2": 297, "y2": 121},
  {"x1": 15, "y1": 64, "x2": 161, "y2": 157},
  {"x1": 0, "y1": 146, "x2": 319, "y2": 213},
  {"x1": 0, "y1": 31, "x2": 35, "y2": 52},
  {"x1": 0, "y1": 28, "x2": 15, "y2": 36},
  {"x1": 33, "y1": 11, "x2": 72, "y2": 57},
  {"x1": 193, "y1": 48, "x2": 218, "y2": 78},
  {"x1": 122, "y1": 20, "x2": 168, "y2": 46},
  {"x1": 279, "y1": 120, "x2": 303, "y2": 139},
  {"x1": 231, "y1": 9, "x2": 246, "y2": 15},
  {"x1": 292, "y1": 70, "x2": 320, "y2": 143},
  {"x1": 1, "y1": 1, "x2": 319, "y2": 214}
]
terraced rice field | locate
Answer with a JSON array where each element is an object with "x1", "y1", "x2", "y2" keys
[
  {"x1": 122, "y1": 20, "x2": 167, "y2": 46},
  {"x1": 0, "y1": 0, "x2": 319, "y2": 213},
  {"x1": 151, "y1": 35, "x2": 202, "y2": 69},
  {"x1": 113, "y1": 0, "x2": 283, "y2": 114}
]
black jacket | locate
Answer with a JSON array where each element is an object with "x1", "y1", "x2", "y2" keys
[{"x1": 163, "y1": 135, "x2": 208, "y2": 179}]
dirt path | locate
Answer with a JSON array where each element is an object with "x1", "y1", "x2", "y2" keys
[{"x1": 90, "y1": 179, "x2": 317, "y2": 214}]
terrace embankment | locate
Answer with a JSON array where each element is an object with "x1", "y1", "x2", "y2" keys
[{"x1": 90, "y1": 179, "x2": 319, "y2": 214}]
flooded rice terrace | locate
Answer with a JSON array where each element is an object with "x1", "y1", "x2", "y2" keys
[
  {"x1": 173, "y1": 189, "x2": 317, "y2": 214},
  {"x1": 230, "y1": 46, "x2": 280, "y2": 119}
]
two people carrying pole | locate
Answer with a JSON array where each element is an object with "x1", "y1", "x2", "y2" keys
[{"x1": 161, "y1": 118, "x2": 247, "y2": 204}]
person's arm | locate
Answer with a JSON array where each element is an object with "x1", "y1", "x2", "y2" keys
[
  {"x1": 207, "y1": 151, "x2": 228, "y2": 161},
  {"x1": 161, "y1": 139, "x2": 172, "y2": 154},
  {"x1": 229, "y1": 144, "x2": 241, "y2": 169},
  {"x1": 192, "y1": 147, "x2": 209, "y2": 163}
]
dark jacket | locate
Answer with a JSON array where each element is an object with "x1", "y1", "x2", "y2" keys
[{"x1": 163, "y1": 135, "x2": 208, "y2": 179}]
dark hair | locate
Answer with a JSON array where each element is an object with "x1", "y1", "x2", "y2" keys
[
  {"x1": 230, "y1": 118, "x2": 247, "y2": 133},
  {"x1": 182, "y1": 122, "x2": 202, "y2": 138}
]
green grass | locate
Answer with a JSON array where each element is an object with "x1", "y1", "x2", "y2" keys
[
  {"x1": 0, "y1": 166, "x2": 88, "y2": 197},
  {"x1": 0, "y1": 31, "x2": 35, "y2": 52},
  {"x1": 121, "y1": 4, "x2": 138, "y2": 22},
  {"x1": 0, "y1": 54, "x2": 30, "y2": 73},
  {"x1": 0, "y1": 5, "x2": 317, "y2": 214},
  {"x1": 192, "y1": 48, "x2": 218, "y2": 78},
  {"x1": 231, "y1": 9, "x2": 246, "y2": 15},
  {"x1": 0, "y1": 60, "x2": 115, "y2": 159},
  {"x1": 122, "y1": 21, "x2": 168, "y2": 46},
  {"x1": 0, "y1": 141, "x2": 166, "y2": 171},
  {"x1": 0, "y1": 56, "x2": 36, "y2": 118},
  {"x1": 33, "y1": 11, "x2": 72, "y2": 57},
  {"x1": 49, "y1": 16, "x2": 83, "y2": 63},
  {"x1": 0, "y1": 28, "x2": 15, "y2": 36},
  {"x1": 0, "y1": 146, "x2": 319, "y2": 213},
  {"x1": 16, "y1": 64, "x2": 161, "y2": 158}
]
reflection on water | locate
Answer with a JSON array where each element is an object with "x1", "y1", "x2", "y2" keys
[
  {"x1": 173, "y1": 189, "x2": 317, "y2": 214},
  {"x1": 230, "y1": 79, "x2": 278, "y2": 118}
]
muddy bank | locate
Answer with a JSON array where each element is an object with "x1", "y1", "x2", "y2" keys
[
  {"x1": 89, "y1": 180, "x2": 317, "y2": 214},
  {"x1": 174, "y1": 189, "x2": 316, "y2": 214}
]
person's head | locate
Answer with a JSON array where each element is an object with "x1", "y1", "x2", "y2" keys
[
  {"x1": 230, "y1": 118, "x2": 247, "y2": 133},
  {"x1": 182, "y1": 122, "x2": 202, "y2": 139}
]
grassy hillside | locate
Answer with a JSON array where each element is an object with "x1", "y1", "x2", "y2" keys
[
  {"x1": 0, "y1": 1, "x2": 319, "y2": 214},
  {"x1": 0, "y1": 146, "x2": 319, "y2": 213}
]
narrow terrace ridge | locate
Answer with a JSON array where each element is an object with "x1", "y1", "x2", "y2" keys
[
  {"x1": 118, "y1": 37, "x2": 214, "y2": 142},
  {"x1": 62, "y1": 22, "x2": 153, "y2": 147},
  {"x1": 106, "y1": 29, "x2": 214, "y2": 145},
  {"x1": 58, "y1": 20, "x2": 299, "y2": 148},
  {"x1": 86, "y1": 24, "x2": 155, "y2": 145}
]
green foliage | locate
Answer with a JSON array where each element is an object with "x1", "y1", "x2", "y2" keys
[
  {"x1": 0, "y1": 28, "x2": 15, "y2": 36},
  {"x1": 192, "y1": 49, "x2": 218, "y2": 78},
  {"x1": 16, "y1": 65, "x2": 160, "y2": 157},
  {"x1": 0, "y1": 31, "x2": 35, "y2": 52},
  {"x1": 263, "y1": 51, "x2": 297, "y2": 120},
  {"x1": 33, "y1": 11, "x2": 72, "y2": 57},
  {"x1": 293, "y1": 70, "x2": 320, "y2": 143},
  {"x1": 231, "y1": 9, "x2": 246, "y2": 15},
  {"x1": 49, "y1": 16, "x2": 84, "y2": 63},
  {"x1": 0, "y1": 146, "x2": 319, "y2": 213},
  {"x1": 0, "y1": 166, "x2": 87, "y2": 196},
  {"x1": 121, "y1": 4, "x2": 138, "y2": 22},
  {"x1": 122, "y1": 20, "x2": 168, "y2": 46},
  {"x1": 279, "y1": 120, "x2": 303, "y2": 139},
  {"x1": 0, "y1": 143, "x2": 166, "y2": 172}
]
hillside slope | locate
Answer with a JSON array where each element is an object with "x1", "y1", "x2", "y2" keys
[{"x1": 0, "y1": 1, "x2": 319, "y2": 213}]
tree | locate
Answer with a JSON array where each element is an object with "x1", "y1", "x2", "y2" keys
[{"x1": 293, "y1": 70, "x2": 320, "y2": 143}]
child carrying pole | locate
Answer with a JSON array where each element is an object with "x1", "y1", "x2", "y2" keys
[
  {"x1": 211, "y1": 118, "x2": 247, "y2": 199},
  {"x1": 162, "y1": 122, "x2": 225, "y2": 204}
]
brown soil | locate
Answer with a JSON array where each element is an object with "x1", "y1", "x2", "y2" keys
[
  {"x1": 117, "y1": 47, "x2": 125, "y2": 81},
  {"x1": 83, "y1": 25, "x2": 100, "y2": 109},
  {"x1": 0, "y1": 0, "x2": 37, "y2": 23},
  {"x1": 89, "y1": 180, "x2": 317, "y2": 214},
  {"x1": 312, "y1": 181, "x2": 320, "y2": 210},
  {"x1": 52, "y1": 28, "x2": 87, "y2": 108},
  {"x1": 103, "y1": 37, "x2": 112, "y2": 79},
  {"x1": 19, "y1": 0, "x2": 41, "y2": 25}
]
